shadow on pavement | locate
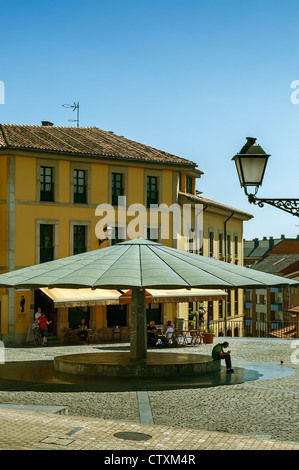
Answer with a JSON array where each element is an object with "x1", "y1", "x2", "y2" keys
[{"x1": 0, "y1": 360, "x2": 263, "y2": 393}]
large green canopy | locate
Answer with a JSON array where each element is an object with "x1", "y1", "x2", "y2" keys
[
  {"x1": 0, "y1": 238, "x2": 297, "y2": 290},
  {"x1": 2, "y1": 238, "x2": 297, "y2": 362}
]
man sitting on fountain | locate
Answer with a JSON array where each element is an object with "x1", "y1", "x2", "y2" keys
[{"x1": 212, "y1": 341, "x2": 234, "y2": 373}]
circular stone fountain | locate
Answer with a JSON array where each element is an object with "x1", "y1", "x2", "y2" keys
[{"x1": 54, "y1": 352, "x2": 220, "y2": 378}]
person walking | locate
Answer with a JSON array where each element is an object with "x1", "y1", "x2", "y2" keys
[
  {"x1": 212, "y1": 341, "x2": 234, "y2": 373},
  {"x1": 38, "y1": 312, "x2": 52, "y2": 346}
]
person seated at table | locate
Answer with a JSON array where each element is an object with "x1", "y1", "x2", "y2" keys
[
  {"x1": 77, "y1": 318, "x2": 88, "y2": 342},
  {"x1": 164, "y1": 320, "x2": 174, "y2": 340},
  {"x1": 156, "y1": 321, "x2": 175, "y2": 348},
  {"x1": 147, "y1": 320, "x2": 158, "y2": 347}
]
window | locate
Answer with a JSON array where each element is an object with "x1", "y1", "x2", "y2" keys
[
  {"x1": 146, "y1": 303, "x2": 162, "y2": 325},
  {"x1": 73, "y1": 225, "x2": 86, "y2": 254},
  {"x1": 227, "y1": 290, "x2": 231, "y2": 316},
  {"x1": 188, "y1": 226, "x2": 195, "y2": 253},
  {"x1": 68, "y1": 306, "x2": 90, "y2": 330},
  {"x1": 74, "y1": 169, "x2": 87, "y2": 204},
  {"x1": 40, "y1": 224, "x2": 54, "y2": 263},
  {"x1": 219, "y1": 300, "x2": 223, "y2": 319},
  {"x1": 147, "y1": 227, "x2": 159, "y2": 242},
  {"x1": 235, "y1": 289, "x2": 238, "y2": 315},
  {"x1": 107, "y1": 305, "x2": 127, "y2": 327},
  {"x1": 209, "y1": 231, "x2": 214, "y2": 257},
  {"x1": 111, "y1": 173, "x2": 124, "y2": 206},
  {"x1": 227, "y1": 235, "x2": 231, "y2": 261},
  {"x1": 147, "y1": 176, "x2": 158, "y2": 207},
  {"x1": 219, "y1": 233, "x2": 223, "y2": 257},
  {"x1": 208, "y1": 301, "x2": 213, "y2": 321},
  {"x1": 111, "y1": 226, "x2": 125, "y2": 245},
  {"x1": 234, "y1": 235, "x2": 238, "y2": 262},
  {"x1": 186, "y1": 176, "x2": 193, "y2": 194},
  {"x1": 40, "y1": 167, "x2": 54, "y2": 202}
]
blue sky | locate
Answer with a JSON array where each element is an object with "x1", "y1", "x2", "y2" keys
[{"x1": 1, "y1": 0, "x2": 299, "y2": 241}]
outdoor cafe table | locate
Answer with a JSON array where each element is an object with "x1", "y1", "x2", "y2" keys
[
  {"x1": 64, "y1": 328, "x2": 92, "y2": 344},
  {"x1": 178, "y1": 329, "x2": 203, "y2": 346}
]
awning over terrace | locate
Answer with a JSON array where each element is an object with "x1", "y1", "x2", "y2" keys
[{"x1": 40, "y1": 287, "x2": 227, "y2": 308}]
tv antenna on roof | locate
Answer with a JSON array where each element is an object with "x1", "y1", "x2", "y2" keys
[{"x1": 62, "y1": 101, "x2": 79, "y2": 127}]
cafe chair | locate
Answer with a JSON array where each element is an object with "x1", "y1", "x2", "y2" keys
[
  {"x1": 122, "y1": 327, "x2": 130, "y2": 343},
  {"x1": 112, "y1": 327, "x2": 122, "y2": 342},
  {"x1": 101, "y1": 328, "x2": 110, "y2": 342},
  {"x1": 63, "y1": 328, "x2": 72, "y2": 344},
  {"x1": 88, "y1": 329, "x2": 99, "y2": 344}
]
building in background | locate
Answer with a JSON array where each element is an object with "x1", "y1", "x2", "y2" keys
[
  {"x1": 179, "y1": 192, "x2": 253, "y2": 336},
  {"x1": 243, "y1": 236, "x2": 299, "y2": 338},
  {"x1": 0, "y1": 122, "x2": 252, "y2": 344}
]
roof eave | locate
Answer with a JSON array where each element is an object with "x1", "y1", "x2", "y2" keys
[{"x1": 0, "y1": 146, "x2": 199, "y2": 168}]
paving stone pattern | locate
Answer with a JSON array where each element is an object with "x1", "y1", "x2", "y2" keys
[{"x1": 0, "y1": 337, "x2": 298, "y2": 450}]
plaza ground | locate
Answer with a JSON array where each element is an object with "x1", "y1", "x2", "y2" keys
[{"x1": 0, "y1": 337, "x2": 298, "y2": 450}]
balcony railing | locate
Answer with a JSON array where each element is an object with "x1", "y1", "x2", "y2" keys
[
  {"x1": 208, "y1": 319, "x2": 298, "y2": 339},
  {"x1": 270, "y1": 303, "x2": 283, "y2": 312}
]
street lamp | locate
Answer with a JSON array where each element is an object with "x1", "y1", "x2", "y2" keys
[{"x1": 232, "y1": 137, "x2": 299, "y2": 216}]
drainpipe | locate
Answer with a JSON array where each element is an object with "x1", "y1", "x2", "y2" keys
[
  {"x1": 195, "y1": 203, "x2": 208, "y2": 329},
  {"x1": 223, "y1": 211, "x2": 235, "y2": 336}
]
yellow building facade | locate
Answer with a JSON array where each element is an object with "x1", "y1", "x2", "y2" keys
[
  {"x1": 0, "y1": 124, "x2": 252, "y2": 344},
  {"x1": 178, "y1": 192, "x2": 252, "y2": 336}
]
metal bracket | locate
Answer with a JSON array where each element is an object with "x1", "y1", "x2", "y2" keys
[{"x1": 248, "y1": 194, "x2": 299, "y2": 216}]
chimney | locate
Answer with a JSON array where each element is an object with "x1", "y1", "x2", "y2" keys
[
  {"x1": 253, "y1": 238, "x2": 259, "y2": 248},
  {"x1": 41, "y1": 121, "x2": 54, "y2": 126},
  {"x1": 269, "y1": 236, "x2": 274, "y2": 249},
  {"x1": 281, "y1": 234, "x2": 285, "y2": 239}
]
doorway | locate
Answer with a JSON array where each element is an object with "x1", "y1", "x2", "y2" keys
[
  {"x1": 107, "y1": 305, "x2": 127, "y2": 327},
  {"x1": 34, "y1": 289, "x2": 57, "y2": 335},
  {"x1": 68, "y1": 306, "x2": 90, "y2": 330},
  {"x1": 146, "y1": 303, "x2": 162, "y2": 325}
]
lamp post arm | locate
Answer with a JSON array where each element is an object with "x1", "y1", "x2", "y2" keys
[{"x1": 248, "y1": 195, "x2": 299, "y2": 216}]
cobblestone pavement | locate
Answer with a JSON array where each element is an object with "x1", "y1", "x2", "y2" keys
[
  {"x1": 0, "y1": 407, "x2": 298, "y2": 451},
  {"x1": 0, "y1": 337, "x2": 298, "y2": 450}
]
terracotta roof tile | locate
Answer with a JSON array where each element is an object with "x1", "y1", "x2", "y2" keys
[
  {"x1": 0, "y1": 124, "x2": 197, "y2": 167},
  {"x1": 251, "y1": 254, "x2": 299, "y2": 273}
]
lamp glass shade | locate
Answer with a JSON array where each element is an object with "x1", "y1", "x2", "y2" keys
[
  {"x1": 106, "y1": 225, "x2": 113, "y2": 238},
  {"x1": 234, "y1": 155, "x2": 269, "y2": 187}
]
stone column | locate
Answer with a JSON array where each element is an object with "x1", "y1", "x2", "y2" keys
[
  {"x1": 56, "y1": 307, "x2": 69, "y2": 342},
  {"x1": 130, "y1": 287, "x2": 147, "y2": 362}
]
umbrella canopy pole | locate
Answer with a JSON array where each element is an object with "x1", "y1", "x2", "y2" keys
[{"x1": 130, "y1": 287, "x2": 147, "y2": 363}]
